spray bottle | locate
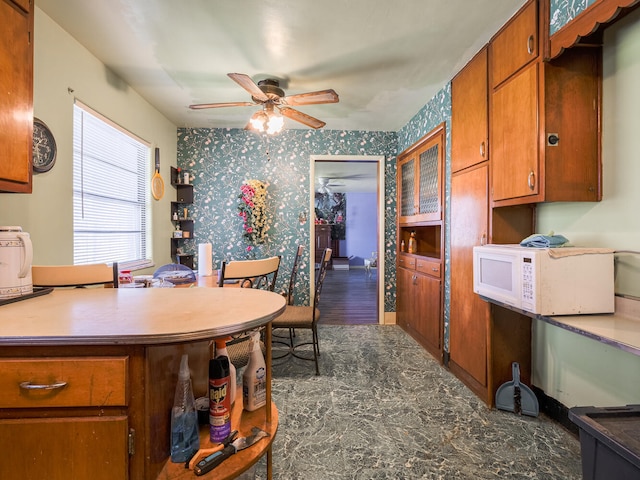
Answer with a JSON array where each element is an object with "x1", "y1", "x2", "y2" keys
[
  {"x1": 242, "y1": 332, "x2": 266, "y2": 411},
  {"x1": 214, "y1": 337, "x2": 236, "y2": 406},
  {"x1": 209, "y1": 354, "x2": 231, "y2": 443},
  {"x1": 170, "y1": 354, "x2": 200, "y2": 463}
]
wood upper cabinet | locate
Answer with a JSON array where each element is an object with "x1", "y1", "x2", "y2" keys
[
  {"x1": 491, "y1": 62, "x2": 539, "y2": 202},
  {"x1": 451, "y1": 47, "x2": 488, "y2": 173},
  {"x1": 397, "y1": 124, "x2": 445, "y2": 224},
  {"x1": 11, "y1": 0, "x2": 30, "y2": 13},
  {"x1": 0, "y1": 0, "x2": 33, "y2": 193},
  {"x1": 490, "y1": 0, "x2": 601, "y2": 206},
  {"x1": 490, "y1": 0, "x2": 538, "y2": 89}
]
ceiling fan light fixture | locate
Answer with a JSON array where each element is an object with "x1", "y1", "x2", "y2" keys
[{"x1": 248, "y1": 105, "x2": 284, "y2": 135}]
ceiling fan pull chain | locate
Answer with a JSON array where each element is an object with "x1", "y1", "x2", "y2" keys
[{"x1": 262, "y1": 133, "x2": 272, "y2": 162}]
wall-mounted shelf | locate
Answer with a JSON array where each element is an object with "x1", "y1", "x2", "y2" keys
[{"x1": 170, "y1": 167, "x2": 194, "y2": 269}]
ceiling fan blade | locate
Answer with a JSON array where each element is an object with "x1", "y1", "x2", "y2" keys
[
  {"x1": 280, "y1": 107, "x2": 326, "y2": 129},
  {"x1": 227, "y1": 73, "x2": 269, "y2": 102},
  {"x1": 189, "y1": 101, "x2": 255, "y2": 110},
  {"x1": 283, "y1": 89, "x2": 339, "y2": 106}
]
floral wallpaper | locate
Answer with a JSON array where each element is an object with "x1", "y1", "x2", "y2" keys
[
  {"x1": 549, "y1": 0, "x2": 598, "y2": 35},
  {"x1": 397, "y1": 84, "x2": 453, "y2": 352},
  {"x1": 176, "y1": 128, "x2": 397, "y2": 309}
]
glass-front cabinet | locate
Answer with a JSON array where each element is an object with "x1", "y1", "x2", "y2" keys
[{"x1": 397, "y1": 124, "x2": 444, "y2": 225}]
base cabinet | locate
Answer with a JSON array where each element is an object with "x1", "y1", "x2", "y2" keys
[
  {"x1": 0, "y1": 417, "x2": 129, "y2": 480},
  {"x1": 0, "y1": 339, "x2": 274, "y2": 480},
  {"x1": 397, "y1": 254, "x2": 442, "y2": 360}
]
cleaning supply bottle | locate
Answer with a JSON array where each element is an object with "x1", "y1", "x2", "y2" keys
[
  {"x1": 243, "y1": 332, "x2": 266, "y2": 411},
  {"x1": 408, "y1": 231, "x2": 417, "y2": 254},
  {"x1": 170, "y1": 354, "x2": 200, "y2": 463},
  {"x1": 214, "y1": 337, "x2": 236, "y2": 406},
  {"x1": 209, "y1": 354, "x2": 231, "y2": 443}
]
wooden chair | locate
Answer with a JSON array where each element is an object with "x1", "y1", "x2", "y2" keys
[
  {"x1": 271, "y1": 248, "x2": 332, "y2": 375},
  {"x1": 284, "y1": 244, "x2": 304, "y2": 305},
  {"x1": 31, "y1": 263, "x2": 119, "y2": 288},
  {"x1": 219, "y1": 256, "x2": 281, "y2": 368},
  {"x1": 273, "y1": 245, "x2": 304, "y2": 355},
  {"x1": 218, "y1": 255, "x2": 281, "y2": 291}
]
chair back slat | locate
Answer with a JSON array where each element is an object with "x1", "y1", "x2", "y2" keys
[
  {"x1": 313, "y1": 248, "x2": 332, "y2": 308},
  {"x1": 32, "y1": 263, "x2": 118, "y2": 288},
  {"x1": 219, "y1": 256, "x2": 281, "y2": 291},
  {"x1": 286, "y1": 245, "x2": 304, "y2": 305}
]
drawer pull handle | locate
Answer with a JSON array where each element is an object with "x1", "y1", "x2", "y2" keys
[
  {"x1": 480, "y1": 141, "x2": 486, "y2": 159},
  {"x1": 432, "y1": 268, "x2": 438, "y2": 272},
  {"x1": 19, "y1": 381, "x2": 68, "y2": 391}
]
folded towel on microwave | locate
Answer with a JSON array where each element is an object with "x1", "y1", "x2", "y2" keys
[
  {"x1": 548, "y1": 247, "x2": 615, "y2": 258},
  {"x1": 520, "y1": 233, "x2": 569, "y2": 248}
]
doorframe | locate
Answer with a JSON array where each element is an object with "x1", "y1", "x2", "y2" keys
[{"x1": 310, "y1": 154, "x2": 386, "y2": 325}]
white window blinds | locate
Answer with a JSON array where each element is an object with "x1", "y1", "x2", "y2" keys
[{"x1": 73, "y1": 101, "x2": 152, "y2": 268}]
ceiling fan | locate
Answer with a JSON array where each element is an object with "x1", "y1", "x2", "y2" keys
[
  {"x1": 189, "y1": 73, "x2": 339, "y2": 132},
  {"x1": 316, "y1": 177, "x2": 345, "y2": 194},
  {"x1": 316, "y1": 173, "x2": 374, "y2": 194}
]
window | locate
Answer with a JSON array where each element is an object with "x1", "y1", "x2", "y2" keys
[{"x1": 73, "y1": 101, "x2": 152, "y2": 269}]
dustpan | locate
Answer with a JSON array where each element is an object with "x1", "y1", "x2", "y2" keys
[{"x1": 496, "y1": 362, "x2": 539, "y2": 417}]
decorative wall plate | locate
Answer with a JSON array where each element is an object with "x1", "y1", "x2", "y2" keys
[{"x1": 32, "y1": 118, "x2": 57, "y2": 173}]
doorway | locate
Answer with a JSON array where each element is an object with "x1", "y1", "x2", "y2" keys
[{"x1": 310, "y1": 155, "x2": 385, "y2": 325}]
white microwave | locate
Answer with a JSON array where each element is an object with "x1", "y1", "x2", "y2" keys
[{"x1": 473, "y1": 244, "x2": 615, "y2": 316}]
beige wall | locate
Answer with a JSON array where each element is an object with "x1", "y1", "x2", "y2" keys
[
  {"x1": 0, "y1": 8, "x2": 176, "y2": 269},
  {"x1": 534, "y1": 9, "x2": 640, "y2": 407}
]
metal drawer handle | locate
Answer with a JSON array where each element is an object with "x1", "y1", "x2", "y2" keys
[
  {"x1": 527, "y1": 170, "x2": 535, "y2": 190},
  {"x1": 432, "y1": 268, "x2": 438, "y2": 272},
  {"x1": 480, "y1": 141, "x2": 486, "y2": 159},
  {"x1": 527, "y1": 35, "x2": 535, "y2": 55},
  {"x1": 19, "y1": 381, "x2": 68, "y2": 391}
]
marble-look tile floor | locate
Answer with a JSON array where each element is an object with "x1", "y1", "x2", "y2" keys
[{"x1": 256, "y1": 325, "x2": 582, "y2": 479}]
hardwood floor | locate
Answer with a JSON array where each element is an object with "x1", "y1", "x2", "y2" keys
[{"x1": 317, "y1": 267, "x2": 378, "y2": 325}]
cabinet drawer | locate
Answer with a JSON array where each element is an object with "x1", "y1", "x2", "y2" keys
[
  {"x1": 0, "y1": 357, "x2": 128, "y2": 408},
  {"x1": 416, "y1": 259, "x2": 441, "y2": 278},
  {"x1": 398, "y1": 254, "x2": 416, "y2": 270}
]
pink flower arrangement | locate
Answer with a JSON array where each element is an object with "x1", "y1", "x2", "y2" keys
[{"x1": 237, "y1": 179, "x2": 269, "y2": 247}]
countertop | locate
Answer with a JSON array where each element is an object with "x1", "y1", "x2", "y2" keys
[
  {"x1": 0, "y1": 287, "x2": 286, "y2": 346},
  {"x1": 485, "y1": 295, "x2": 640, "y2": 356},
  {"x1": 544, "y1": 296, "x2": 640, "y2": 356}
]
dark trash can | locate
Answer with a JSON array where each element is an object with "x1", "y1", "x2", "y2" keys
[{"x1": 569, "y1": 404, "x2": 640, "y2": 480}]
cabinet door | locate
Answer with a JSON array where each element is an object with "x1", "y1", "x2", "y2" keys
[
  {"x1": 414, "y1": 272, "x2": 441, "y2": 353},
  {"x1": 449, "y1": 164, "x2": 490, "y2": 388},
  {"x1": 0, "y1": 0, "x2": 33, "y2": 193},
  {"x1": 451, "y1": 47, "x2": 488, "y2": 173},
  {"x1": 395, "y1": 267, "x2": 413, "y2": 330},
  {"x1": 416, "y1": 137, "x2": 443, "y2": 222},
  {"x1": 490, "y1": 0, "x2": 538, "y2": 88},
  {"x1": 398, "y1": 155, "x2": 417, "y2": 222},
  {"x1": 0, "y1": 416, "x2": 129, "y2": 480},
  {"x1": 491, "y1": 62, "x2": 539, "y2": 203},
  {"x1": 397, "y1": 124, "x2": 444, "y2": 224}
]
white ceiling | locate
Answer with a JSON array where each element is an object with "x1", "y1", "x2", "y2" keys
[{"x1": 36, "y1": 0, "x2": 526, "y2": 132}]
